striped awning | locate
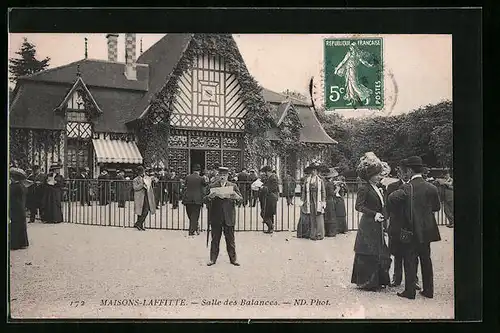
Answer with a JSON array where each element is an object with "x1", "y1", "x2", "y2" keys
[{"x1": 92, "y1": 139, "x2": 143, "y2": 164}]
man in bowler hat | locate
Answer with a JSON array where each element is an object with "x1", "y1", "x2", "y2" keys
[
  {"x1": 183, "y1": 164, "x2": 208, "y2": 236},
  {"x1": 205, "y1": 166, "x2": 242, "y2": 266},
  {"x1": 388, "y1": 156, "x2": 441, "y2": 299},
  {"x1": 385, "y1": 159, "x2": 420, "y2": 290}
]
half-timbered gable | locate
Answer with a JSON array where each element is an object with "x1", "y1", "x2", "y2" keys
[{"x1": 171, "y1": 54, "x2": 248, "y2": 131}]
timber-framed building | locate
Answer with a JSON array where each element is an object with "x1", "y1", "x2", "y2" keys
[{"x1": 9, "y1": 34, "x2": 336, "y2": 179}]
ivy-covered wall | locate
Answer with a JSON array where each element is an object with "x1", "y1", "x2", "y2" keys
[{"x1": 136, "y1": 34, "x2": 329, "y2": 169}]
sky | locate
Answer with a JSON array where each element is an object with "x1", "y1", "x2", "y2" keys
[{"x1": 8, "y1": 33, "x2": 452, "y2": 118}]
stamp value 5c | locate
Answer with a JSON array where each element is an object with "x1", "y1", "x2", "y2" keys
[{"x1": 324, "y1": 38, "x2": 384, "y2": 110}]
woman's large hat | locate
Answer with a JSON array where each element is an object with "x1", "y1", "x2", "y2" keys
[
  {"x1": 356, "y1": 152, "x2": 385, "y2": 181},
  {"x1": 324, "y1": 168, "x2": 339, "y2": 179},
  {"x1": 10, "y1": 167, "x2": 27, "y2": 179},
  {"x1": 405, "y1": 156, "x2": 424, "y2": 167},
  {"x1": 305, "y1": 163, "x2": 320, "y2": 173},
  {"x1": 260, "y1": 165, "x2": 272, "y2": 173}
]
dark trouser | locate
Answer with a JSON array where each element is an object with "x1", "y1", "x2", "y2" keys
[
  {"x1": 263, "y1": 216, "x2": 274, "y2": 231},
  {"x1": 286, "y1": 195, "x2": 294, "y2": 206},
  {"x1": 402, "y1": 242, "x2": 434, "y2": 297},
  {"x1": 186, "y1": 204, "x2": 202, "y2": 235},
  {"x1": 135, "y1": 195, "x2": 150, "y2": 228},
  {"x1": 210, "y1": 222, "x2": 237, "y2": 263},
  {"x1": 251, "y1": 191, "x2": 258, "y2": 207},
  {"x1": 170, "y1": 191, "x2": 179, "y2": 208},
  {"x1": 154, "y1": 187, "x2": 161, "y2": 207},
  {"x1": 443, "y1": 200, "x2": 454, "y2": 226},
  {"x1": 79, "y1": 188, "x2": 91, "y2": 206},
  {"x1": 118, "y1": 199, "x2": 125, "y2": 208},
  {"x1": 393, "y1": 254, "x2": 419, "y2": 285}
]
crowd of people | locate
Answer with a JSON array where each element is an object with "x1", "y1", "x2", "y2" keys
[
  {"x1": 350, "y1": 152, "x2": 452, "y2": 300},
  {"x1": 10, "y1": 155, "x2": 453, "y2": 298}
]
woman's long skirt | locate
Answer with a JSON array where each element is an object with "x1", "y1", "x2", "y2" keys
[
  {"x1": 42, "y1": 187, "x2": 63, "y2": 223},
  {"x1": 324, "y1": 198, "x2": 337, "y2": 237},
  {"x1": 10, "y1": 219, "x2": 29, "y2": 250},
  {"x1": 351, "y1": 253, "x2": 391, "y2": 290},
  {"x1": 308, "y1": 198, "x2": 325, "y2": 240},
  {"x1": 296, "y1": 212, "x2": 310, "y2": 238},
  {"x1": 334, "y1": 197, "x2": 348, "y2": 233}
]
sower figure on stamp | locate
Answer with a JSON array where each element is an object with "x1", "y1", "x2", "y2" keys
[
  {"x1": 205, "y1": 166, "x2": 242, "y2": 267},
  {"x1": 183, "y1": 164, "x2": 208, "y2": 236},
  {"x1": 133, "y1": 166, "x2": 156, "y2": 231},
  {"x1": 388, "y1": 156, "x2": 441, "y2": 300},
  {"x1": 260, "y1": 165, "x2": 279, "y2": 234}
]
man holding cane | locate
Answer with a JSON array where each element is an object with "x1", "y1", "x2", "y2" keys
[{"x1": 205, "y1": 166, "x2": 243, "y2": 267}]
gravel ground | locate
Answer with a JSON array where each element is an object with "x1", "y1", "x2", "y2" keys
[{"x1": 9, "y1": 223, "x2": 454, "y2": 319}]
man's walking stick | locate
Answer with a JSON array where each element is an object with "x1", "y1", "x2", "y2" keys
[{"x1": 206, "y1": 200, "x2": 211, "y2": 248}]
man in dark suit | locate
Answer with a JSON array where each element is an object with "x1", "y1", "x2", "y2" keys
[
  {"x1": 388, "y1": 156, "x2": 441, "y2": 299},
  {"x1": 282, "y1": 173, "x2": 297, "y2": 206},
  {"x1": 168, "y1": 170, "x2": 181, "y2": 209},
  {"x1": 385, "y1": 161, "x2": 420, "y2": 289},
  {"x1": 205, "y1": 166, "x2": 242, "y2": 266},
  {"x1": 260, "y1": 165, "x2": 279, "y2": 234},
  {"x1": 183, "y1": 164, "x2": 208, "y2": 236},
  {"x1": 115, "y1": 169, "x2": 126, "y2": 208},
  {"x1": 75, "y1": 167, "x2": 91, "y2": 206},
  {"x1": 248, "y1": 169, "x2": 259, "y2": 207},
  {"x1": 237, "y1": 168, "x2": 250, "y2": 207}
]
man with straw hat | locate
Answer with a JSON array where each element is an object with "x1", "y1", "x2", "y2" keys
[{"x1": 9, "y1": 167, "x2": 30, "y2": 250}]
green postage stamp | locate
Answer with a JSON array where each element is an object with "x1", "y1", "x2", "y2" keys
[{"x1": 324, "y1": 38, "x2": 384, "y2": 110}]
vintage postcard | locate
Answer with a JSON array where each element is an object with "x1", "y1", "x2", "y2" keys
[{"x1": 8, "y1": 30, "x2": 454, "y2": 320}]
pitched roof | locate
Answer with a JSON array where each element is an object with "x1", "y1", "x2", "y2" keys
[
  {"x1": 266, "y1": 99, "x2": 337, "y2": 145},
  {"x1": 130, "y1": 33, "x2": 193, "y2": 121},
  {"x1": 9, "y1": 80, "x2": 143, "y2": 132},
  {"x1": 262, "y1": 88, "x2": 311, "y2": 107},
  {"x1": 19, "y1": 58, "x2": 149, "y2": 92},
  {"x1": 54, "y1": 76, "x2": 102, "y2": 113},
  {"x1": 9, "y1": 34, "x2": 335, "y2": 143}
]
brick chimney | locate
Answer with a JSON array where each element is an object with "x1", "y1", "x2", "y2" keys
[
  {"x1": 106, "y1": 34, "x2": 118, "y2": 62},
  {"x1": 124, "y1": 33, "x2": 137, "y2": 80}
]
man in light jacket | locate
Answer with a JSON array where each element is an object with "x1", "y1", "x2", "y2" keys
[{"x1": 133, "y1": 166, "x2": 156, "y2": 231}]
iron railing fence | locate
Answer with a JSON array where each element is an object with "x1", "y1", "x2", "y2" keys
[{"x1": 57, "y1": 179, "x2": 450, "y2": 231}]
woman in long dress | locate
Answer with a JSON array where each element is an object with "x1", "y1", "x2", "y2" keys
[
  {"x1": 10, "y1": 168, "x2": 29, "y2": 250},
  {"x1": 301, "y1": 164, "x2": 326, "y2": 241},
  {"x1": 334, "y1": 176, "x2": 348, "y2": 233},
  {"x1": 351, "y1": 153, "x2": 391, "y2": 291},
  {"x1": 323, "y1": 168, "x2": 339, "y2": 237},
  {"x1": 296, "y1": 167, "x2": 312, "y2": 238},
  {"x1": 41, "y1": 164, "x2": 65, "y2": 224}
]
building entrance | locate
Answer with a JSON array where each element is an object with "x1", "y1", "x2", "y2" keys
[{"x1": 190, "y1": 150, "x2": 206, "y2": 174}]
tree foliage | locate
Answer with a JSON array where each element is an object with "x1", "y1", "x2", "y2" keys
[
  {"x1": 317, "y1": 101, "x2": 453, "y2": 171},
  {"x1": 9, "y1": 38, "x2": 50, "y2": 83}
]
